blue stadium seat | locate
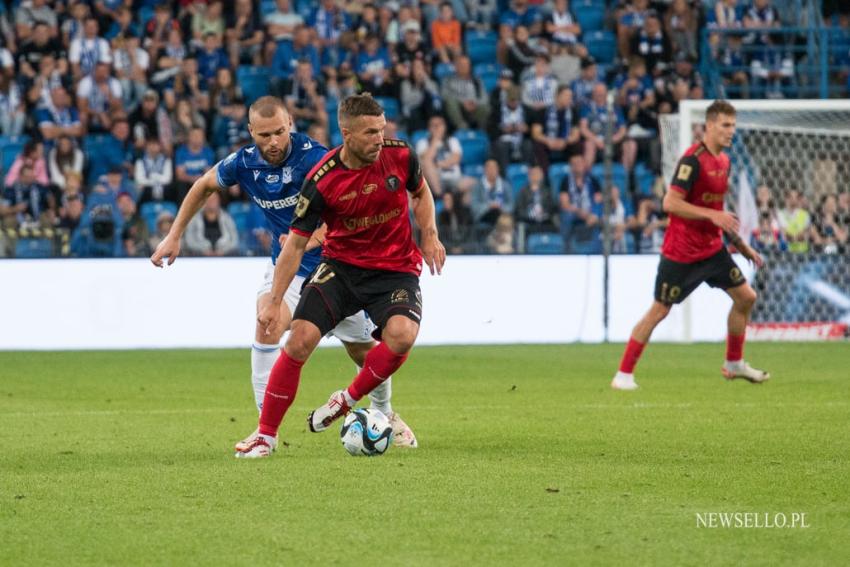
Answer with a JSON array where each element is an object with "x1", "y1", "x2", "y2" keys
[
  {"x1": 410, "y1": 129, "x2": 429, "y2": 149},
  {"x1": 326, "y1": 98, "x2": 340, "y2": 135},
  {"x1": 454, "y1": 129, "x2": 489, "y2": 167},
  {"x1": 478, "y1": 70, "x2": 500, "y2": 93},
  {"x1": 591, "y1": 163, "x2": 628, "y2": 193},
  {"x1": 236, "y1": 66, "x2": 271, "y2": 106},
  {"x1": 434, "y1": 62, "x2": 455, "y2": 83},
  {"x1": 465, "y1": 31, "x2": 498, "y2": 66},
  {"x1": 227, "y1": 201, "x2": 253, "y2": 233},
  {"x1": 585, "y1": 31, "x2": 616, "y2": 65},
  {"x1": 375, "y1": 97, "x2": 400, "y2": 121},
  {"x1": 462, "y1": 163, "x2": 485, "y2": 178},
  {"x1": 0, "y1": 135, "x2": 29, "y2": 173},
  {"x1": 330, "y1": 130, "x2": 343, "y2": 147},
  {"x1": 547, "y1": 162, "x2": 570, "y2": 198},
  {"x1": 527, "y1": 233, "x2": 565, "y2": 254},
  {"x1": 140, "y1": 202, "x2": 178, "y2": 233},
  {"x1": 634, "y1": 163, "x2": 656, "y2": 196},
  {"x1": 573, "y1": 3, "x2": 606, "y2": 32},
  {"x1": 15, "y1": 238, "x2": 53, "y2": 258},
  {"x1": 506, "y1": 163, "x2": 529, "y2": 197}
]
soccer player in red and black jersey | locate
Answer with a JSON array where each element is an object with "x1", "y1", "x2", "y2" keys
[
  {"x1": 235, "y1": 94, "x2": 446, "y2": 458},
  {"x1": 611, "y1": 100, "x2": 770, "y2": 391}
]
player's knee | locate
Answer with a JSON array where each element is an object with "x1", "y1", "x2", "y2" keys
[
  {"x1": 381, "y1": 317, "x2": 418, "y2": 353},
  {"x1": 737, "y1": 287, "x2": 757, "y2": 309},
  {"x1": 285, "y1": 322, "x2": 321, "y2": 360}
]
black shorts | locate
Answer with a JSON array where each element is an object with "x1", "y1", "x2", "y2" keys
[
  {"x1": 654, "y1": 248, "x2": 746, "y2": 304},
  {"x1": 293, "y1": 258, "x2": 422, "y2": 340}
]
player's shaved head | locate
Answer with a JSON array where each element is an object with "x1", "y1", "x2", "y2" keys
[
  {"x1": 705, "y1": 100, "x2": 736, "y2": 122},
  {"x1": 338, "y1": 93, "x2": 384, "y2": 130},
  {"x1": 249, "y1": 96, "x2": 288, "y2": 124}
]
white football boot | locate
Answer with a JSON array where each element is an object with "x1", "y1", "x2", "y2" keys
[
  {"x1": 234, "y1": 427, "x2": 259, "y2": 453},
  {"x1": 388, "y1": 412, "x2": 418, "y2": 448},
  {"x1": 234, "y1": 434, "x2": 276, "y2": 459},
  {"x1": 722, "y1": 361, "x2": 770, "y2": 384},
  {"x1": 308, "y1": 390, "x2": 351, "y2": 432},
  {"x1": 611, "y1": 371, "x2": 639, "y2": 391}
]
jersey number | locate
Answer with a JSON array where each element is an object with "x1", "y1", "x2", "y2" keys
[{"x1": 310, "y1": 263, "x2": 335, "y2": 285}]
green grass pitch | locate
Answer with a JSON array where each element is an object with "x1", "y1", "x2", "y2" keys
[{"x1": 1, "y1": 343, "x2": 848, "y2": 565}]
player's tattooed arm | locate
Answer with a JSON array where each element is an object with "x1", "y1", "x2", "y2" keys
[
  {"x1": 725, "y1": 229, "x2": 764, "y2": 268},
  {"x1": 305, "y1": 224, "x2": 327, "y2": 251}
]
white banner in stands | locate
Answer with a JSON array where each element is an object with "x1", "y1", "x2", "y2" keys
[{"x1": 0, "y1": 256, "x2": 753, "y2": 350}]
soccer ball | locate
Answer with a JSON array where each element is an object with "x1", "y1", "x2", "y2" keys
[{"x1": 340, "y1": 408, "x2": 393, "y2": 456}]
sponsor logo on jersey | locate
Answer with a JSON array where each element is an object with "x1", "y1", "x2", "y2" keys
[
  {"x1": 340, "y1": 190, "x2": 357, "y2": 201},
  {"x1": 281, "y1": 167, "x2": 292, "y2": 183},
  {"x1": 701, "y1": 192, "x2": 725, "y2": 203},
  {"x1": 342, "y1": 207, "x2": 402, "y2": 231},
  {"x1": 251, "y1": 194, "x2": 299, "y2": 210},
  {"x1": 253, "y1": 170, "x2": 261, "y2": 181},
  {"x1": 362, "y1": 183, "x2": 377, "y2": 195},
  {"x1": 386, "y1": 175, "x2": 400, "y2": 191},
  {"x1": 265, "y1": 174, "x2": 280, "y2": 183}
]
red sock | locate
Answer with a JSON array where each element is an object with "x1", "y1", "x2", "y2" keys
[
  {"x1": 618, "y1": 338, "x2": 646, "y2": 374},
  {"x1": 258, "y1": 351, "x2": 304, "y2": 437},
  {"x1": 347, "y1": 342, "x2": 408, "y2": 401},
  {"x1": 726, "y1": 332, "x2": 745, "y2": 362}
]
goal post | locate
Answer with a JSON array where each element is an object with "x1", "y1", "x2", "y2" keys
[{"x1": 659, "y1": 99, "x2": 850, "y2": 341}]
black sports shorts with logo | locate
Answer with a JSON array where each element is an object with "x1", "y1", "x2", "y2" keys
[
  {"x1": 294, "y1": 258, "x2": 422, "y2": 340},
  {"x1": 654, "y1": 248, "x2": 746, "y2": 305}
]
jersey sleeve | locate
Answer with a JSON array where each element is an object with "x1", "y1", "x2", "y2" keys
[
  {"x1": 405, "y1": 143, "x2": 424, "y2": 193},
  {"x1": 290, "y1": 178, "x2": 326, "y2": 236},
  {"x1": 215, "y1": 151, "x2": 239, "y2": 188},
  {"x1": 669, "y1": 155, "x2": 701, "y2": 194}
]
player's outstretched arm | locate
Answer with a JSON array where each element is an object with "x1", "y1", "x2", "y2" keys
[
  {"x1": 725, "y1": 229, "x2": 765, "y2": 269},
  {"x1": 411, "y1": 179, "x2": 446, "y2": 275},
  {"x1": 662, "y1": 188, "x2": 740, "y2": 234},
  {"x1": 258, "y1": 231, "x2": 310, "y2": 335},
  {"x1": 150, "y1": 166, "x2": 220, "y2": 267}
]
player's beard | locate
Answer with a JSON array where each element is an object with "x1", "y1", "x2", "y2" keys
[
  {"x1": 354, "y1": 143, "x2": 382, "y2": 165},
  {"x1": 260, "y1": 145, "x2": 287, "y2": 166}
]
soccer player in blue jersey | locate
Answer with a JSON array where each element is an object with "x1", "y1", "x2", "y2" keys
[{"x1": 150, "y1": 96, "x2": 417, "y2": 450}]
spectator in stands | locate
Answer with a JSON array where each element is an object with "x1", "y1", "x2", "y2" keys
[
  {"x1": 93, "y1": 118, "x2": 135, "y2": 181},
  {"x1": 664, "y1": 0, "x2": 697, "y2": 61},
  {"x1": 170, "y1": 97, "x2": 208, "y2": 148},
  {"x1": 310, "y1": 0, "x2": 352, "y2": 51},
  {"x1": 750, "y1": 33, "x2": 794, "y2": 98},
  {"x1": 489, "y1": 85, "x2": 532, "y2": 173},
  {"x1": 486, "y1": 212, "x2": 516, "y2": 254},
  {"x1": 196, "y1": 32, "x2": 230, "y2": 90},
  {"x1": 353, "y1": 3, "x2": 381, "y2": 40},
  {"x1": 150, "y1": 27, "x2": 187, "y2": 98},
  {"x1": 580, "y1": 83, "x2": 636, "y2": 173},
  {"x1": 431, "y1": 2, "x2": 463, "y2": 64},
  {"x1": 531, "y1": 85, "x2": 582, "y2": 170},
  {"x1": 76, "y1": 61, "x2": 123, "y2": 133},
  {"x1": 755, "y1": 184, "x2": 779, "y2": 227},
  {"x1": 2, "y1": 163, "x2": 54, "y2": 229},
  {"x1": 14, "y1": 0, "x2": 58, "y2": 41},
  {"x1": 501, "y1": 0, "x2": 543, "y2": 37},
  {"x1": 354, "y1": 33, "x2": 392, "y2": 94},
  {"x1": 416, "y1": 114, "x2": 468, "y2": 197},
  {"x1": 226, "y1": 0, "x2": 264, "y2": 67},
  {"x1": 212, "y1": 96, "x2": 250, "y2": 160},
  {"x1": 466, "y1": 0, "x2": 498, "y2": 31},
  {"x1": 571, "y1": 56, "x2": 601, "y2": 109},
  {"x1": 631, "y1": 11, "x2": 672, "y2": 78},
  {"x1": 265, "y1": 0, "x2": 303, "y2": 45},
  {"x1": 546, "y1": 0, "x2": 582, "y2": 56},
  {"x1": 144, "y1": 4, "x2": 180, "y2": 56},
  {"x1": 192, "y1": 1, "x2": 226, "y2": 46},
  {"x1": 441, "y1": 54, "x2": 489, "y2": 131},
  {"x1": 63, "y1": 2, "x2": 90, "y2": 48},
  {"x1": 472, "y1": 158, "x2": 514, "y2": 226},
  {"x1": 743, "y1": 0, "x2": 781, "y2": 46},
  {"x1": 617, "y1": 0, "x2": 651, "y2": 60},
  {"x1": 837, "y1": 191, "x2": 850, "y2": 227},
  {"x1": 174, "y1": 127, "x2": 215, "y2": 203},
  {"x1": 811, "y1": 194, "x2": 848, "y2": 254},
  {"x1": 147, "y1": 209, "x2": 175, "y2": 254},
  {"x1": 69, "y1": 17, "x2": 112, "y2": 80},
  {"x1": 18, "y1": 22, "x2": 61, "y2": 81},
  {"x1": 559, "y1": 153, "x2": 600, "y2": 249},
  {"x1": 713, "y1": 0, "x2": 745, "y2": 29},
  {"x1": 4, "y1": 140, "x2": 49, "y2": 187},
  {"x1": 718, "y1": 34, "x2": 749, "y2": 98},
  {"x1": 104, "y1": 6, "x2": 139, "y2": 42},
  {"x1": 307, "y1": 123, "x2": 330, "y2": 148},
  {"x1": 271, "y1": 24, "x2": 320, "y2": 82},
  {"x1": 183, "y1": 191, "x2": 239, "y2": 256},
  {"x1": 593, "y1": 185, "x2": 634, "y2": 253},
  {"x1": 96, "y1": 166, "x2": 137, "y2": 203},
  {"x1": 129, "y1": 89, "x2": 173, "y2": 154},
  {"x1": 400, "y1": 57, "x2": 442, "y2": 132},
  {"x1": 521, "y1": 52, "x2": 558, "y2": 125},
  {"x1": 505, "y1": 25, "x2": 537, "y2": 82},
  {"x1": 57, "y1": 179, "x2": 85, "y2": 235},
  {"x1": 48, "y1": 135, "x2": 85, "y2": 191},
  {"x1": 117, "y1": 191, "x2": 151, "y2": 257},
  {"x1": 487, "y1": 68, "x2": 515, "y2": 123},
  {"x1": 113, "y1": 35, "x2": 151, "y2": 113},
  {"x1": 634, "y1": 190, "x2": 668, "y2": 253},
  {"x1": 515, "y1": 165, "x2": 558, "y2": 234},
  {"x1": 0, "y1": 43, "x2": 14, "y2": 80},
  {"x1": 777, "y1": 189, "x2": 811, "y2": 253},
  {"x1": 37, "y1": 86, "x2": 85, "y2": 144},
  {"x1": 750, "y1": 210, "x2": 787, "y2": 252},
  {"x1": 663, "y1": 51, "x2": 703, "y2": 100},
  {"x1": 396, "y1": 20, "x2": 430, "y2": 66},
  {"x1": 437, "y1": 190, "x2": 475, "y2": 254},
  {"x1": 135, "y1": 138, "x2": 175, "y2": 205},
  {"x1": 0, "y1": 76, "x2": 24, "y2": 137},
  {"x1": 281, "y1": 58, "x2": 328, "y2": 131}
]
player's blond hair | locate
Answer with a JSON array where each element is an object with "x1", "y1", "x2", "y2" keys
[
  {"x1": 248, "y1": 96, "x2": 287, "y2": 122},
  {"x1": 706, "y1": 100, "x2": 736, "y2": 122},
  {"x1": 338, "y1": 93, "x2": 384, "y2": 129}
]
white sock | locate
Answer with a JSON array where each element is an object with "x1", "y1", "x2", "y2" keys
[
  {"x1": 252, "y1": 342, "x2": 279, "y2": 412},
  {"x1": 725, "y1": 359, "x2": 743, "y2": 370},
  {"x1": 368, "y1": 373, "x2": 393, "y2": 416}
]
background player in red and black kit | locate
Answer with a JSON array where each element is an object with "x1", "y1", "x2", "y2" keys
[
  {"x1": 611, "y1": 100, "x2": 769, "y2": 391},
  {"x1": 236, "y1": 94, "x2": 446, "y2": 458}
]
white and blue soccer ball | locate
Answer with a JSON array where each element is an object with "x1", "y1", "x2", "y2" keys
[{"x1": 340, "y1": 408, "x2": 393, "y2": 456}]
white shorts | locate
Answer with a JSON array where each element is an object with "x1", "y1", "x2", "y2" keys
[{"x1": 257, "y1": 260, "x2": 374, "y2": 343}]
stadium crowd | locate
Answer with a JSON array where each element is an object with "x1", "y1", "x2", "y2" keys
[{"x1": 0, "y1": 0, "x2": 847, "y2": 258}]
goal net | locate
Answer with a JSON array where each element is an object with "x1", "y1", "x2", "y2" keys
[{"x1": 660, "y1": 100, "x2": 850, "y2": 341}]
